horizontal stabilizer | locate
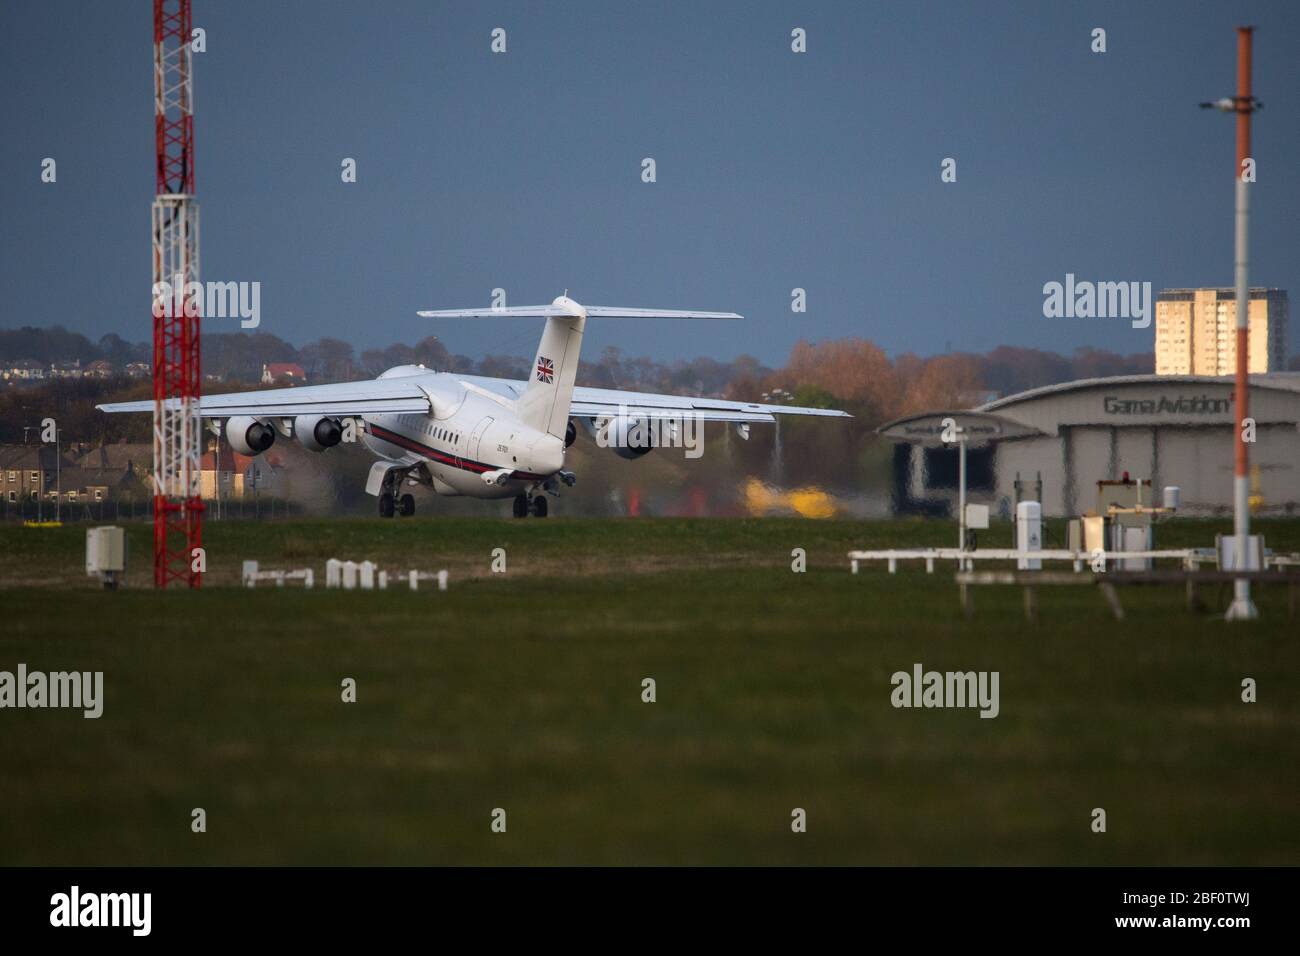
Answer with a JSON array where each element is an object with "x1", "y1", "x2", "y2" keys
[
  {"x1": 583, "y1": 307, "x2": 741, "y2": 320},
  {"x1": 417, "y1": 305, "x2": 579, "y2": 318},
  {"x1": 418, "y1": 305, "x2": 742, "y2": 320}
]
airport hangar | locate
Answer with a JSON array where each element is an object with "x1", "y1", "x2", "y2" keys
[{"x1": 879, "y1": 374, "x2": 1300, "y2": 519}]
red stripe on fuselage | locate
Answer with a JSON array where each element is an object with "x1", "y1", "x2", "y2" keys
[{"x1": 366, "y1": 422, "x2": 545, "y2": 481}]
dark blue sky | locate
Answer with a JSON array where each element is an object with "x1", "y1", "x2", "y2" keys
[{"x1": 2, "y1": 0, "x2": 1296, "y2": 365}]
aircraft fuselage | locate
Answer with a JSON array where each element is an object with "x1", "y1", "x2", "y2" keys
[{"x1": 359, "y1": 371, "x2": 566, "y2": 499}]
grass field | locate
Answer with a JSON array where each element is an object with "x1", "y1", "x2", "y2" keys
[{"x1": 1, "y1": 516, "x2": 1298, "y2": 865}]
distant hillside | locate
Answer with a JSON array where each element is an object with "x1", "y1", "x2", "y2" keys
[
  {"x1": 1, "y1": 324, "x2": 1177, "y2": 427},
  {"x1": 0, "y1": 326, "x2": 148, "y2": 366}
]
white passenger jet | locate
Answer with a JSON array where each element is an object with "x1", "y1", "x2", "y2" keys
[{"x1": 100, "y1": 296, "x2": 849, "y2": 517}]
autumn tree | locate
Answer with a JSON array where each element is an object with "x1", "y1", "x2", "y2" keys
[
  {"x1": 898, "y1": 353, "x2": 986, "y2": 414},
  {"x1": 774, "y1": 338, "x2": 900, "y2": 421}
]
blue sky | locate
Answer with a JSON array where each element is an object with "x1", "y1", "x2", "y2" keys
[{"x1": 2, "y1": 0, "x2": 1296, "y2": 365}]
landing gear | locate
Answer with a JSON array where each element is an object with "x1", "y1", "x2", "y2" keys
[
  {"x1": 512, "y1": 492, "x2": 550, "y2": 518},
  {"x1": 377, "y1": 467, "x2": 417, "y2": 518}
]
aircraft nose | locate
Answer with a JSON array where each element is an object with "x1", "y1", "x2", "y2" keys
[{"x1": 530, "y1": 435, "x2": 565, "y2": 474}]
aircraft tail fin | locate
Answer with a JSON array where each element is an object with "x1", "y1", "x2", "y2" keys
[{"x1": 519, "y1": 314, "x2": 585, "y2": 439}]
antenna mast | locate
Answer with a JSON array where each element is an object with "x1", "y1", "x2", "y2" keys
[{"x1": 152, "y1": 0, "x2": 204, "y2": 587}]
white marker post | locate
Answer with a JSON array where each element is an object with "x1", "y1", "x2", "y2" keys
[
  {"x1": 958, "y1": 428, "x2": 967, "y2": 561},
  {"x1": 942, "y1": 417, "x2": 970, "y2": 569}
]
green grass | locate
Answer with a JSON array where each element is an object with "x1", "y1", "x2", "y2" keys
[{"x1": 0, "y1": 517, "x2": 1297, "y2": 864}]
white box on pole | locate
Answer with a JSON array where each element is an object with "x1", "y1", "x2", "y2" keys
[
  {"x1": 86, "y1": 526, "x2": 127, "y2": 589},
  {"x1": 1016, "y1": 501, "x2": 1042, "y2": 570},
  {"x1": 1121, "y1": 526, "x2": 1152, "y2": 571}
]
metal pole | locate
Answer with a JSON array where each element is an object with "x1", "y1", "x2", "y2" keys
[{"x1": 1226, "y1": 25, "x2": 1258, "y2": 621}]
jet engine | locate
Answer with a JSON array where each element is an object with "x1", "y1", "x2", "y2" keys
[
  {"x1": 565, "y1": 419, "x2": 577, "y2": 448},
  {"x1": 605, "y1": 413, "x2": 654, "y2": 460},
  {"x1": 293, "y1": 415, "x2": 344, "y2": 452},
  {"x1": 225, "y1": 415, "x2": 276, "y2": 456}
]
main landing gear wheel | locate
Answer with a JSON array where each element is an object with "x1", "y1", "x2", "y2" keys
[
  {"x1": 531, "y1": 496, "x2": 548, "y2": 518},
  {"x1": 399, "y1": 493, "x2": 415, "y2": 517},
  {"x1": 512, "y1": 494, "x2": 529, "y2": 519},
  {"x1": 379, "y1": 493, "x2": 395, "y2": 518}
]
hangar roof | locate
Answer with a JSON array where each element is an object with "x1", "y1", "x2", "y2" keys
[
  {"x1": 971, "y1": 374, "x2": 1300, "y2": 435},
  {"x1": 879, "y1": 374, "x2": 1300, "y2": 443},
  {"x1": 978, "y1": 374, "x2": 1300, "y2": 414},
  {"x1": 876, "y1": 410, "x2": 1045, "y2": 446}
]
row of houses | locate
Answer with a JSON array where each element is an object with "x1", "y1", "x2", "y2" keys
[
  {"x1": 3, "y1": 360, "x2": 309, "y2": 386},
  {"x1": 0, "y1": 441, "x2": 285, "y2": 508},
  {"x1": 1, "y1": 359, "x2": 153, "y2": 383}
]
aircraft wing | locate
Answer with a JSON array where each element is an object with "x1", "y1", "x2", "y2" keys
[
  {"x1": 97, "y1": 378, "x2": 431, "y2": 418},
  {"x1": 455, "y1": 375, "x2": 851, "y2": 422},
  {"x1": 99, "y1": 375, "x2": 851, "y2": 423}
]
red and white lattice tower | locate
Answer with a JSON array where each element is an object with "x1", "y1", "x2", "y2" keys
[{"x1": 152, "y1": 0, "x2": 203, "y2": 587}]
